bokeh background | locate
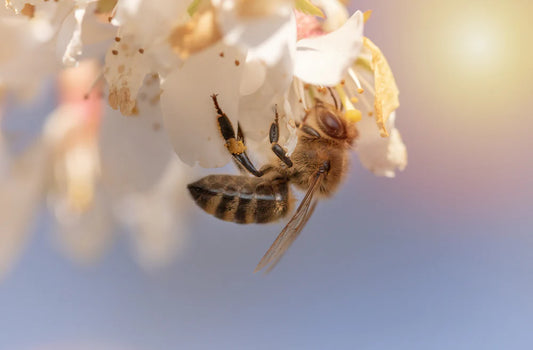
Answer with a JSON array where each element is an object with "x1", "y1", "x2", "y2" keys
[{"x1": 2, "y1": 0, "x2": 533, "y2": 349}]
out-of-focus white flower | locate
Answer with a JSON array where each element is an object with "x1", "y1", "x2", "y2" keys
[
  {"x1": 0, "y1": 134, "x2": 47, "y2": 279},
  {"x1": 0, "y1": 61, "x2": 192, "y2": 275},
  {"x1": 115, "y1": 160, "x2": 190, "y2": 270}
]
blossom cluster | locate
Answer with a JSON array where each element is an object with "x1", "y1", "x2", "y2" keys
[{"x1": 0, "y1": 0, "x2": 406, "y2": 276}]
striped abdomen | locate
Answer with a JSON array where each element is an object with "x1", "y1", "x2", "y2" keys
[{"x1": 187, "y1": 175, "x2": 290, "y2": 224}]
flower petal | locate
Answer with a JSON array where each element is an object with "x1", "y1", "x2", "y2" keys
[
  {"x1": 238, "y1": 47, "x2": 294, "y2": 144},
  {"x1": 309, "y1": 0, "x2": 348, "y2": 31},
  {"x1": 160, "y1": 42, "x2": 245, "y2": 167},
  {"x1": 239, "y1": 57, "x2": 266, "y2": 96},
  {"x1": 113, "y1": 0, "x2": 188, "y2": 47},
  {"x1": 362, "y1": 37, "x2": 400, "y2": 137},
  {"x1": 115, "y1": 160, "x2": 191, "y2": 269},
  {"x1": 0, "y1": 8, "x2": 59, "y2": 98},
  {"x1": 168, "y1": 5, "x2": 222, "y2": 60},
  {"x1": 356, "y1": 112, "x2": 407, "y2": 177},
  {"x1": 62, "y1": 1, "x2": 90, "y2": 66},
  {"x1": 0, "y1": 138, "x2": 46, "y2": 278},
  {"x1": 215, "y1": 0, "x2": 295, "y2": 65},
  {"x1": 294, "y1": 10, "x2": 364, "y2": 86},
  {"x1": 99, "y1": 75, "x2": 174, "y2": 196},
  {"x1": 49, "y1": 187, "x2": 114, "y2": 264},
  {"x1": 104, "y1": 35, "x2": 151, "y2": 116}
]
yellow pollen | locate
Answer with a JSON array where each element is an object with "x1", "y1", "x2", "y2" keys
[
  {"x1": 363, "y1": 10, "x2": 372, "y2": 23},
  {"x1": 358, "y1": 88, "x2": 364, "y2": 94},
  {"x1": 345, "y1": 110, "x2": 362, "y2": 123},
  {"x1": 350, "y1": 97, "x2": 359, "y2": 104},
  {"x1": 226, "y1": 138, "x2": 246, "y2": 155},
  {"x1": 335, "y1": 85, "x2": 362, "y2": 123}
]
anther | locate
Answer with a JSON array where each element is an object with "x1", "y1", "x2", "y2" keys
[{"x1": 335, "y1": 85, "x2": 362, "y2": 123}]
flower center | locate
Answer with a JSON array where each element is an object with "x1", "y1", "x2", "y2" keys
[{"x1": 295, "y1": 11, "x2": 324, "y2": 40}]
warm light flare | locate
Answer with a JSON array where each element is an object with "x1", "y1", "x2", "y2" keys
[{"x1": 453, "y1": 19, "x2": 502, "y2": 72}]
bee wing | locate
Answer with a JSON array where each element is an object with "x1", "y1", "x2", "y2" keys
[{"x1": 254, "y1": 170, "x2": 324, "y2": 273}]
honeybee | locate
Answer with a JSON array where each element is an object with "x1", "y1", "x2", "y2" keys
[{"x1": 188, "y1": 94, "x2": 358, "y2": 272}]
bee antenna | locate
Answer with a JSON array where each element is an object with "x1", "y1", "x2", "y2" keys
[{"x1": 327, "y1": 87, "x2": 339, "y2": 110}]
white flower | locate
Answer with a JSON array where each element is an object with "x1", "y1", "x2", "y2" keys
[
  {"x1": 162, "y1": 1, "x2": 366, "y2": 168},
  {"x1": 345, "y1": 37, "x2": 407, "y2": 177},
  {"x1": 115, "y1": 160, "x2": 191, "y2": 269},
  {"x1": 1, "y1": 1, "x2": 114, "y2": 98},
  {"x1": 0, "y1": 61, "x2": 193, "y2": 275},
  {"x1": 0, "y1": 134, "x2": 46, "y2": 279},
  {"x1": 0, "y1": 0, "x2": 407, "y2": 276}
]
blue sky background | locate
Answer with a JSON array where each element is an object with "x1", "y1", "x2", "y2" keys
[{"x1": 1, "y1": 0, "x2": 533, "y2": 349}]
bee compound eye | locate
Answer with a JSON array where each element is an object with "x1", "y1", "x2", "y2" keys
[{"x1": 319, "y1": 111, "x2": 346, "y2": 138}]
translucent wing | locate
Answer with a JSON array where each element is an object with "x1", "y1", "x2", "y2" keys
[{"x1": 254, "y1": 170, "x2": 325, "y2": 273}]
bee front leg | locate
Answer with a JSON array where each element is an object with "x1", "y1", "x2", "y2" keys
[
  {"x1": 211, "y1": 94, "x2": 264, "y2": 177},
  {"x1": 269, "y1": 106, "x2": 293, "y2": 168}
]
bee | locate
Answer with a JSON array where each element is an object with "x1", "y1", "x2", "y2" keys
[{"x1": 188, "y1": 94, "x2": 358, "y2": 272}]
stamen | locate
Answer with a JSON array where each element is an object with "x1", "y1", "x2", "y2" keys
[
  {"x1": 363, "y1": 10, "x2": 372, "y2": 23},
  {"x1": 300, "y1": 82, "x2": 309, "y2": 110},
  {"x1": 348, "y1": 67, "x2": 375, "y2": 114},
  {"x1": 335, "y1": 85, "x2": 362, "y2": 123},
  {"x1": 348, "y1": 68, "x2": 359, "y2": 89},
  {"x1": 307, "y1": 85, "x2": 316, "y2": 103}
]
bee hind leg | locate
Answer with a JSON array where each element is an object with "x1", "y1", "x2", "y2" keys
[
  {"x1": 211, "y1": 94, "x2": 264, "y2": 177},
  {"x1": 269, "y1": 105, "x2": 293, "y2": 168}
]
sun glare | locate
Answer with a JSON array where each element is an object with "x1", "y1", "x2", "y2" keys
[{"x1": 453, "y1": 18, "x2": 502, "y2": 72}]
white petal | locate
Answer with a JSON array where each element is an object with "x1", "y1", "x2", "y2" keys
[
  {"x1": 115, "y1": 160, "x2": 191, "y2": 269},
  {"x1": 113, "y1": 0, "x2": 188, "y2": 47},
  {"x1": 311, "y1": 0, "x2": 348, "y2": 32},
  {"x1": 0, "y1": 12, "x2": 59, "y2": 98},
  {"x1": 356, "y1": 112, "x2": 407, "y2": 177},
  {"x1": 239, "y1": 58, "x2": 266, "y2": 96},
  {"x1": 160, "y1": 43, "x2": 245, "y2": 167},
  {"x1": 56, "y1": 2, "x2": 115, "y2": 62},
  {"x1": 238, "y1": 49, "x2": 294, "y2": 143},
  {"x1": 62, "y1": 2, "x2": 89, "y2": 66},
  {"x1": 0, "y1": 138, "x2": 47, "y2": 278},
  {"x1": 49, "y1": 188, "x2": 114, "y2": 264},
  {"x1": 294, "y1": 10, "x2": 364, "y2": 86},
  {"x1": 217, "y1": 3, "x2": 296, "y2": 66},
  {"x1": 104, "y1": 35, "x2": 151, "y2": 115},
  {"x1": 238, "y1": 12, "x2": 295, "y2": 95},
  {"x1": 99, "y1": 76, "x2": 174, "y2": 196}
]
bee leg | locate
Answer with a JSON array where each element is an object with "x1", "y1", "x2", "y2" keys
[
  {"x1": 269, "y1": 106, "x2": 294, "y2": 168},
  {"x1": 230, "y1": 123, "x2": 248, "y2": 174},
  {"x1": 211, "y1": 94, "x2": 263, "y2": 177}
]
